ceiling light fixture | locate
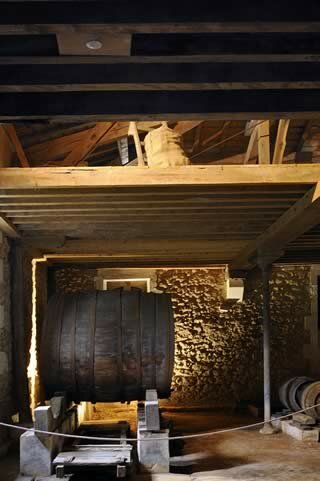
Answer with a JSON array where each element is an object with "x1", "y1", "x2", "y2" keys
[{"x1": 86, "y1": 40, "x2": 103, "y2": 50}]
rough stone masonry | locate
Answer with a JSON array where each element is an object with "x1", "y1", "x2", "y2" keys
[
  {"x1": 0, "y1": 233, "x2": 13, "y2": 456},
  {"x1": 52, "y1": 265, "x2": 311, "y2": 408}
]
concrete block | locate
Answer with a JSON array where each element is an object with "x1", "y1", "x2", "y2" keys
[
  {"x1": 281, "y1": 420, "x2": 319, "y2": 442},
  {"x1": 20, "y1": 431, "x2": 55, "y2": 477},
  {"x1": 292, "y1": 413, "x2": 316, "y2": 425},
  {"x1": 34, "y1": 407, "x2": 54, "y2": 433},
  {"x1": 145, "y1": 390, "x2": 160, "y2": 432},
  {"x1": 49, "y1": 396, "x2": 66, "y2": 421},
  {"x1": 138, "y1": 429, "x2": 170, "y2": 473}
]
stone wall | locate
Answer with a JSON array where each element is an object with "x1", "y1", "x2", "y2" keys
[
  {"x1": 50, "y1": 265, "x2": 311, "y2": 408},
  {"x1": 53, "y1": 267, "x2": 96, "y2": 294},
  {"x1": 156, "y1": 267, "x2": 309, "y2": 407},
  {"x1": 0, "y1": 233, "x2": 13, "y2": 455}
]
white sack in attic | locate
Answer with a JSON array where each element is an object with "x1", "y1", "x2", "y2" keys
[{"x1": 144, "y1": 122, "x2": 190, "y2": 167}]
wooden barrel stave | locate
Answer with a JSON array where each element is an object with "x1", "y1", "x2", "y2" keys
[{"x1": 40, "y1": 289, "x2": 174, "y2": 403}]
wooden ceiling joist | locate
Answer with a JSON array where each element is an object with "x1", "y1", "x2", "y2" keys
[
  {"x1": 0, "y1": 3, "x2": 319, "y2": 120},
  {"x1": 0, "y1": 165, "x2": 319, "y2": 189},
  {"x1": 0, "y1": 2, "x2": 319, "y2": 33}
]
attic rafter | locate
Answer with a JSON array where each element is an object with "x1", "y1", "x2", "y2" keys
[
  {"x1": 230, "y1": 182, "x2": 320, "y2": 270},
  {"x1": 61, "y1": 122, "x2": 115, "y2": 166},
  {"x1": 4, "y1": 125, "x2": 30, "y2": 167}
]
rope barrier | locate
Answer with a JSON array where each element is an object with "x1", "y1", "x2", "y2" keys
[{"x1": 0, "y1": 402, "x2": 319, "y2": 442}]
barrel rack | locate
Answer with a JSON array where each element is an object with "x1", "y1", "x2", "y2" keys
[{"x1": 19, "y1": 389, "x2": 170, "y2": 479}]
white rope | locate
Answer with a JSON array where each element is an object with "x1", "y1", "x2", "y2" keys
[{"x1": 0, "y1": 402, "x2": 319, "y2": 442}]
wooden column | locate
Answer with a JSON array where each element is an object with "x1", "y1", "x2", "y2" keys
[{"x1": 10, "y1": 242, "x2": 32, "y2": 422}]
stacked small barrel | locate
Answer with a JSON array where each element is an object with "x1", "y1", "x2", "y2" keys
[{"x1": 279, "y1": 376, "x2": 320, "y2": 419}]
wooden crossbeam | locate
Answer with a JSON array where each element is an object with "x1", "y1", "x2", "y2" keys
[
  {"x1": 4, "y1": 125, "x2": 30, "y2": 167},
  {"x1": 272, "y1": 119, "x2": 290, "y2": 164},
  {"x1": 1, "y1": 90, "x2": 320, "y2": 121},
  {"x1": 231, "y1": 182, "x2": 320, "y2": 270},
  {"x1": 1, "y1": 61, "x2": 320, "y2": 92},
  {"x1": 0, "y1": 165, "x2": 318, "y2": 189}
]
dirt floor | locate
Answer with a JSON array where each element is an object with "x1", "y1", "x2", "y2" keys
[{"x1": 1, "y1": 410, "x2": 320, "y2": 480}]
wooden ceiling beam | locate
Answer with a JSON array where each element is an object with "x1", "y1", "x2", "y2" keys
[
  {"x1": 0, "y1": 165, "x2": 319, "y2": 189},
  {"x1": 1, "y1": 61, "x2": 320, "y2": 92},
  {"x1": 0, "y1": 2, "x2": 319, "y2": 33},
  {"x1": 230, "y1": 182, "x2": 320, "y2": 270},
  {"x1": 1, "y1": 90, "x2": 320, "y2": 120}
]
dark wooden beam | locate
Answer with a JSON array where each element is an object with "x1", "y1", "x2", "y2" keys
[
  {"x1": 0, "y1": 61, "x2": 320, "y2": 91},
  {"x1": 0, "y1": 2, "x2": 319, "y2": 33},
  {"x1": 10, "y1": 242, "x2": 32, "y2": 422},
  {"x1": 1, "y1": 90, "x2": 320, "y2": 120}
]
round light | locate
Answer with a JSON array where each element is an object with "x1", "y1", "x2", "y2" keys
[{"x1": 86, "y1": 40, "x2": 103, "y2": 50}]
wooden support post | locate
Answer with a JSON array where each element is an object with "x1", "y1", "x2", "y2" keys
[
  {"x1": 257, "y1": 121, "x2": 270, "y2": 164},
  {"x1": 129, "y1": 122, "x2": 145, "y2": 166},
  {"x1": 273, "y1": 119, "x2": 290, "y2": 164},
  {"x1": 244, "y1": 121, "x2": 259, "y2": 164},
  {"x1": 258, "y1": 257, "x2": 275, "y2": 435},
  {"x1": 10, "y1": 242, "x2": 32, "y2": 422}
]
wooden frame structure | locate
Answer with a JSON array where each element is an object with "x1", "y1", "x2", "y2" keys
[
  {"x1": 0, "y1": 165, "x2": 318, "y2": 270},
  {"x1": 0, "y1": 1, "x2": 320, "y2": 120}
]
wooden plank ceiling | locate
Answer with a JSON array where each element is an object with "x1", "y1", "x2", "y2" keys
[
  {"x1": 0, "y1": 1, "x2": 320, "y2": 119},
  {"x1": 1, "y1": 165, "x2": 320, "y2": 268}
]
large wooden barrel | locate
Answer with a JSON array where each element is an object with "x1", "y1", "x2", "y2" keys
[{"x1": 40, "y1": 289, "x2": 175, "y2": 402}]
